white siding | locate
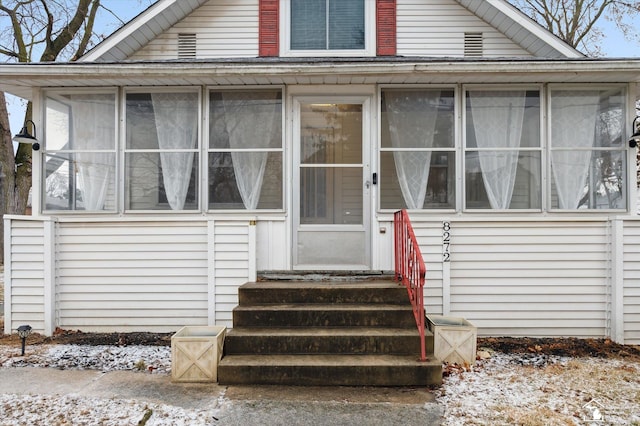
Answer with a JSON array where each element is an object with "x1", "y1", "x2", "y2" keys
[
  {"x1": 213, "y1": 221, "x2": 252, "y2": 328},
  {"x1": 453, "y1": 220, "x2": 606, "y2": 337},
  {"x1": 622, "y1": 219, "x2": 640, "y2": 344},
  {"x1": 9, "y1": 215, "x2": 640, "y2": 342},
  {"x1": 405, "y1": 218, "x2": 610, "y2": 338},
  {"x1": 5, "y1": 220, "x2": 46, "y2": 333},
  {"x1": 128, "y1": 0, "x2": 532, "y2": 61},
  {"x1": 397, "y1": 0, "x2": 533, "y2": 57},
  {"x1": 412, "y1": 221, "x2": 445, "y2": 316},
  {"x1": 256, "y1": 220, "x2": 288, "y2": 271},
  {"x1": 56, "y1": 221, "x2": 209, "y2": 332},
  {"x1": 128, "y1": 0, "x2": 258, "y2": 60}
]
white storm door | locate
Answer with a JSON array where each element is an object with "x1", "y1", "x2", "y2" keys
[{"x1": 293, "y1": 97, "x2": 371, "y2": 270}]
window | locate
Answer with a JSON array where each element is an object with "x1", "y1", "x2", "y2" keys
[
  {"x1": 464, "y1": 89, "x2": 542, "y2": 210},
  {"x1": 284, "y1": 0, "x2": 373, "y2": 56},
  {"x1": 549, "y1": 87, "x2": 626, "y2": 210},
  {"x1": 380, "y1": 88, "x2": 456, "y2": 210},
  {"x1": 44, "y1": 91, "x2": 117, "y2": 211},
  {"x1": 380, "y1": 85, "x2": 627, "y2": 213},
  {"x1": 125, "y1": 91, "x2": 199, "y2": 211},
  {"x1": 208, "y1": 90, "x2": 283, "y2": 210}
]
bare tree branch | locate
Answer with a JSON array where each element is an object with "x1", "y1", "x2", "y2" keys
[
  {"x1": 510, "y1": 0, "x2": 640, "y2": 55},
  {"x1": 71, "y1": 0, "x2": 98, "y2": 60}
]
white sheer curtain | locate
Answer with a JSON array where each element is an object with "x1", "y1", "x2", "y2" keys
[
  {"x1": 70, "y1": 94, "x2": 115, "y2": 211},
  {"x1": 550, "y1": 91, "x2": 600, "y2": 209},
  {"x1": 468, "y1": 91, "x2": 526, "y2": 209},
  {"x1": 151, "y1": 92, "x2": 198, "y2": 210},
  {"x1": 221, "y1": 92, "x2": 278, "y2": 209},
  {"x1": 385, "y1": 91, "x2": 441, "y2": 209}
]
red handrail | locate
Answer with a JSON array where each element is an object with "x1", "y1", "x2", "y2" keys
[{"x1": 394, "y1": 209, "x2": 427, "y2": 362}]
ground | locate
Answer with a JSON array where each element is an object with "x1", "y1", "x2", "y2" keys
[
  {"x1": 0, "y1": 323, "x2": 173, "y2": 347},
  {"x1": 477, "y1": 336, "x2": 640, "y2": 362},
  {"x1": 2, "y1": 317, "x2": 640, "y2": 424},
  {"x1": 2, "y1": 318, "x2": 639, "y2": 362}
]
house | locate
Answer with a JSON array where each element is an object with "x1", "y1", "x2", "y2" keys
[{"x1": 2, "y1": 0, "x2": 640, "y2": 345}]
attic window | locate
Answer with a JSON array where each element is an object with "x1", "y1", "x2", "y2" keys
[
  {"x1": 178, "y1": 33, "x2": 197, "y2": 59},
  {"x1": 464, "y1": 32, "x2": 483, "y2": 57}
]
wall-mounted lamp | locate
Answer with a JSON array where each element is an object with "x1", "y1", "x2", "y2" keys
[
  {"x1": 629, "y1": 116, "x2": 640, "y2": 148},
  {"x1": 16, "y1": 324, "x2": 32, "y2": 356},
  {"x1": 12, "y1": 120, "x2": 40, "y2": 151}
]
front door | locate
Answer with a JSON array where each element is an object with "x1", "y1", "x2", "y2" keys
[{"x1": 293, "y1": 97, "x2": 371, "y2": 270}]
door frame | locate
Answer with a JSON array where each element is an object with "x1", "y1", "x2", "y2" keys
[{"x1": 290, "y1": 92, "x2": 373, "y2": 270}]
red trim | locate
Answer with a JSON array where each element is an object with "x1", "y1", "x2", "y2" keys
[
  {"x1": 259, "y1": 0, "x2": 279, "y2": 57},
  {"x1": 377, "y1": 0, "x2": 396, "y2": 56}
]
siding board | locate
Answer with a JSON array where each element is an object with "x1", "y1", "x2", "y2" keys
[
  {"x1": 396, "y1": 0, "x2": 532, "y2": 57},
  {"x1": 57, "y1": 221, "x2": 209, "y2": 332},
  {"x1": 6, "y1": 220, "x2": 46, "y2": 333},
  {"x1": 622, "y1": 219, "x2": 640, "y2": 344},
  {"x1": 129, "y1": 0, "x2": 259, "y2": 60},
  {"x1": 409, "y1": 218, "x2": 609, "y2": 338},
  {"x1": 128, "y1": 0, "x2": 532, "y2": 61}
]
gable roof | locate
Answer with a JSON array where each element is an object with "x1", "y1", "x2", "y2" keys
[
  {"x1": 455, "y1": 0, "x2": 582, "y2": 58},
  {"x1": 80, "y1": 0, "x2": 208, "y2": 62},
  {"x1": 81, "y1": 0, "x2": 581, "y2": 62}
]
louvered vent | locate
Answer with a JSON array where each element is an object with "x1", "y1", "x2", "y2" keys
[
  {"x1": 464, "y1": 32, "x2": 483, "y2": 57},
  {"x1": 178, "y1": 33, "x2": 197, "y2": 59}
]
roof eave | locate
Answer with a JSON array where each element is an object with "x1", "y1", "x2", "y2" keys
[
  {"x1": 80, "y1": 0, "x2": 207, "y2": 62},
  {"x1": 2, "y1": 58, "x2": 640, "y2": 100},
  {"x1": 454, "y1": 0, "x2": 583, "y2": 59}
]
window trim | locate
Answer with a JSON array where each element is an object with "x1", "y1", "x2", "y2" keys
[
  {"x1": 377, "y1": 84, "x2": 459, "y2": 213},
  {"x1": 205, "y1": 86, "x2": 286, "y2": 213},
  {"x1": 546, "y1": 84, "x2": 629, "y2": 212},
  {"x1": 41, "y1": 88, "x2": 119, "y2": 214},
  {"x1": 462, "y1": 84, "x2": 545, "y2": 212},
  {"x1": 123, "y1": 87, "x2": 202, "y2": 213},
  {"x1": 280, "y1": 0, "x2": 375, "y2": 57}
]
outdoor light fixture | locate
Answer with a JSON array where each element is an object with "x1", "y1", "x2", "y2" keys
[
  {"x1": 12, "y1": 119, "x2": 40, "y2": 151},
  {"x1": 16, "y1": 324, "x2": 32, "y2": 356},
  {"x1": 629, "y1": 116, "x2": 640, "y2": 148}
]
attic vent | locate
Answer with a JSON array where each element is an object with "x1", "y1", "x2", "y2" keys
[
  {"x1": 464, "y1": 32, "x2": 483, "y2": 57},
  {"x1": 178, "y1": 33, "x2": 197, "y2": 59}
]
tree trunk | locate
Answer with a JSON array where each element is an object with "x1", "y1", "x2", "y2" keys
[{"x1": 0, "y1": 93, "x2": 32, "y2": 265}]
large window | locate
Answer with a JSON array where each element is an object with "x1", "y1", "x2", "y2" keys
[
  {"x1": 380, "y1": 88, "x2": 456, "y2": 210},
  {"x1": 125, "y1": 90, "x2": 199, "y2": 211},
  {"x1": 379, "y1": 85, "x2": 628, "y2": 212},
  {"x1": 464, "y1": 89, "x2": 542, "y2": 210},
  {"x1": 44, "y1": 91, "x2": 117, "y2": 211},
  {"x1": 549, "y1": 87, "x2": 627, "y2": 210},
  {"x1": 285, "y1": 0, "x2": 372, "y2": 56},
  {"x1": 208, "y1": 90, "x2": 283, "y2": 210}
]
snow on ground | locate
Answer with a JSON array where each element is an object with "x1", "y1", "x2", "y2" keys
[
  {"x1": 438, "y1": 352, "x2": 640, "y2": 425},
  {"x1": 0, "y1": 344, "x2": 172, "y2": 373},
  {"x1": 1, "y1": 345, "x2": 640, "y2": 425},
  {"x1": 0, "y1": 393, "x2": 225, "y2": 426}
]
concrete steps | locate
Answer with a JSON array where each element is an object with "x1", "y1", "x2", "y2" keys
[
  {"x1": 218, "y1": 280, "x2": 442, "y2": 386},
  {"x1": 219, "y1": 354, "x2": 442, "y2": 386},
  {"x1": 224, "y1": 327, "x2": 430, "y2": 355}
]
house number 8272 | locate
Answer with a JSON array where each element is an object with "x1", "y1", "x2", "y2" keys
[{"x1": 443, "y1": 222, "x2": 451, "y2": 262}]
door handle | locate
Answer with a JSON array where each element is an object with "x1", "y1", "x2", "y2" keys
[{"x1": 372, "y1": 172, "x2": 377, "y2": 185}]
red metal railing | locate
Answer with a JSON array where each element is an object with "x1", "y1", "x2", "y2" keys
[{"x1": 394, "y1": 209, "x2": 427, "y2": 362}]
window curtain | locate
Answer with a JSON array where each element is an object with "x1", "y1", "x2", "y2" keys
[
  {"x1": 385, "y1": 91, "x2": 441, "y2": 209},
  {"x1": 221, "y1": 92, "x2": 278, "y2": 210},
  {"x1": 150, "y1": 92, "x2": 198, "y2": 210},
  {"x1": 70, "y1": 94, "x2": 115, "y2": 211},
  {"x1": 468, "y1": 91, "x2": 526, "y2": 209},
  {"x1": 550, "y1": 91, "x2": 600, "y2": 209}
]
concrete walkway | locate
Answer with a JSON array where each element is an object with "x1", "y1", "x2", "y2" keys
[{"x1": 0, "y1": 368, "x2": 443, "y2": 425}]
